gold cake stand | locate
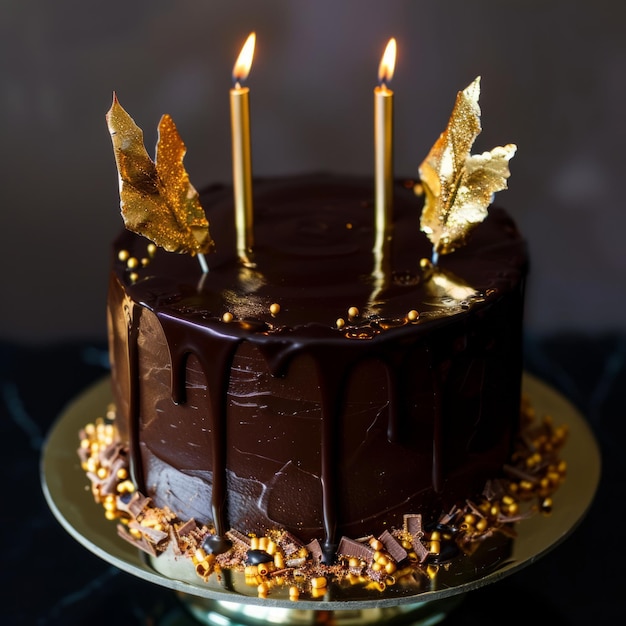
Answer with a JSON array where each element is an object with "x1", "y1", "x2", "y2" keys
[{"x1": 41, "y1": 373, "x2": 600, "y2": 626}]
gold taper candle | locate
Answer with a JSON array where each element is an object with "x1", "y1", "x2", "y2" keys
[
  {"x1": 230, "y1": 32, "x2": 256, "y2": 267},
  {"x1": 373, "y1": 37, "x2": 396, "y2": 255}
]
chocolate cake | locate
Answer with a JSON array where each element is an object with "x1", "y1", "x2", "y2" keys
[
  {"x1": 75, "y1": 79, "x2": 572, "y2": 600},
  {"x1": 106, "y1": 173, "x2": 528, "y2": 566}
]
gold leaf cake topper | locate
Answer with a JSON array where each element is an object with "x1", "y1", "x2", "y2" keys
[
  {"x1": 419, "y1": 76, "x2": 516, "y2": 260},
  {"x1": 106, "y1": 94, "x2": 214, "y2": 256}
]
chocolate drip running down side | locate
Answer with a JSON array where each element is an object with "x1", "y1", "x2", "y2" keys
[{"x1": 107, "y1": 174, "x2": 528, "y2": 557}]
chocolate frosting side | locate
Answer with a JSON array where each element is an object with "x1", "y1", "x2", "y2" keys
[{"x1": 107, "y1": 174, "x2": 528, "y2": 556}]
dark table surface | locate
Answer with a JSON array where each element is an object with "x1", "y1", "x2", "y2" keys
[{"x1": 1, "y1": 333, "x2": 623, "y2": 625}]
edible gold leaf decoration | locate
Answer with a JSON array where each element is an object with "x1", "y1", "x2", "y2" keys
[
  {"x1": 106, "y1": 94, "x2": 214, "y2": 256},
  {"x1": 419, "y1": 76, "x2": 516, "y2": 259}
]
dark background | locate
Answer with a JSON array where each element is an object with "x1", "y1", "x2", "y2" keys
[{"x1": 0, "y1": 1, "x2": 624, "y2": 624}]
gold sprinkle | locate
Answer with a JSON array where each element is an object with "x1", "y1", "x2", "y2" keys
[
  {"x1": 222, "y1": 312, "x2": 234, "y2": 323},
  {"x1": 141, "y1": 257, "x2": 150, "y2": 267},
  {"x1": 147, "y1": 243, "x2": 157, "y2": 257},
  {"x1": 336, "y1": 318, "x2": 345, "y2": 329},
  {"x1": 269, "y1": 303, "x2": 280, "y2": 316},
  {"x1": 129, "y1": 272, "x2": 139, "y2": 283},
  {"x1": 407, "y1": 310, "x2": 419, "y2": 321},
  {"x1": 348, "y1": 306, "x2": 359, "y2": 318},
  {"x1": 118, "y1": 249, "x2": 130, "y2": 262},
  {"x1": 127, "y1": 257, "x2": 139, "y2": 269}
]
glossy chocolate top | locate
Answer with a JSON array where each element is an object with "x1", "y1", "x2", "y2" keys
[{"x1": 114, "y1": 173, "x2": 527, "y2": 345}]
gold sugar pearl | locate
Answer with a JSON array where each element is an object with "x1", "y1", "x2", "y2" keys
[
  {"x1": 147, "y1": 243, "x2": 157, "y2": 257},
  {"x1": 311, "y1": 577, "x2": 327, "y2": 589},
  {"x1": 222, "y1": 312, "x2": 234, "y2": 323},
  {"x1": 336, "y1": 318, "x2": 345, "y2": 329},
  {"x1": 348, "y1": 306, "x2": 359, "y2": 319},
  {"x1": 269, "y1": 303, "x2": 280, "y2": 316},
  {"x1": 118, "y1": 249, "x2": 130, "y2": 262},
  {"x1": 407, "y1": 310, "x2": 419, "y2": 321},
  {"x1": 141, "y1": 257, "x2": 150, "y2": 267},
  {"x1": 540, "y1": 497, "x2": 553, "y2": 513},
  {"x1": 127, "y1": 257, "x2": 139, "y2": 269},
  {"x1": 129, "y1": 272, "x2": 139, "y2": 283},
  {"x1": 419, "y1": 257, "x2": 432, "y2": 269}
]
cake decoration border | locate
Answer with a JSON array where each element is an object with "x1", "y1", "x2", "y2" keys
[{"x1": 77, "y1": 393, "x2": 567, "y2": 601}]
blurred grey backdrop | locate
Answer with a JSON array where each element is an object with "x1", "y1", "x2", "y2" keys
[{"x1": 1, "y1": 0, "x2": 624, "y2": 344}]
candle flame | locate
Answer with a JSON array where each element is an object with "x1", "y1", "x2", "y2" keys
[
  {"x1": 377, "y1": 38, "x2": 397, "y2": 86},
  {"x1": 233, "y1": 32, "x2": 256, "y2": 86}
]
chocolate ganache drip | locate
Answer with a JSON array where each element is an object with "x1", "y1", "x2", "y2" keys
[{"x1": 108, "y1": 174, "x2": 527, "y2": 555}]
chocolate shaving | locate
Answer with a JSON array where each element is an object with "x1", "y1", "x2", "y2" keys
[
  {"x1": 378, "y1": 529, "x2": 408, "y2": 563},
  {"x1": 413, "y1": 538, "x2": 430, "y2": 563},
  {"x1": 337, "y1": 537, "x2": 374, "y2": 561},
  {"x1": 116, "y1": 523, "x2": 158, "y2": 556},
  {"x1": 116, "y1": 491, "x2": 152, "y2": 518},
  {"x1": 404, "y1": 513, "x2": 424, "y2": 538},
  {"x1": 168, "y1": 526, "x2": 183, "y2": 556},
  {"x1": 177, "y1": 518, "x2": 199, "y2": 538},
  {"x1": 128, "y1": 520, "x2": 168, "y2": 544},
  {"x1": 226, "y1": 528, "x2": 251, "y2": 547},
  {"x1": 97, "y1": 457, "x2": 127, "y2": 495},
  {"x1": 100, "y1": 441, "x2": 125, "y2": 466},
  {"x1": 305, "y1": 538, "x2": 324, "y2": 563},
  {"x1": 281, "y1": 531, "x2": 304, "y2": 548}
]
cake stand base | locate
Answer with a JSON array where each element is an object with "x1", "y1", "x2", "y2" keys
[{"x1": 177, "y1": 592, "x2": 466, "y2": 626}]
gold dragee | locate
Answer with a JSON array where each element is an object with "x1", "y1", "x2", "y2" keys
[
  {"x1": 419, "y1": 76, "x2": 516, "y2": 257},
  {"x1": 106, "y1": 95, "x2": 214, "y2": 256}
]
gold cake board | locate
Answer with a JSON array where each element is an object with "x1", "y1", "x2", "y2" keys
[{"x1": 41, "y1": 373, "x2": 600, "y2": 625}]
